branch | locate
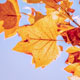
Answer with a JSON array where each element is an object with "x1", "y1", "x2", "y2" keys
[
  {"x1": 58, "y1": 4, "x2": 80, "y2": 27},
  {"x1": 45, "y1": 0, "x2": 80, "y2": 27}
]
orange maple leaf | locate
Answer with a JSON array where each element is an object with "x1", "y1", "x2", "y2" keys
[
  {"x1": 0, "y1": 0, "x2": 21, "y2": 38},
  {"x1": 23, "y1": 0, "x2": 62, "y2": 3}
]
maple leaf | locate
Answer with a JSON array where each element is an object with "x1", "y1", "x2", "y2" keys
[
  {"x1": 57, "y1": 24, "x2": 74, "y2": 34},
  {"x1": 13, "y1": 15, "x2": 60, "y2": 68},
  {"x1": 0, "y1": 0, "x2": 21, "y2": 38},
  {"x1": 66, "y1": 46, "x2": 80, "y2": 53},
  {"x1": 65, "y1": 46, "x2": 80, "y2": 64},
  {"x1": 64, "y1": 63, "x2": 80, "y2": 77},
  {"x1": 60, "y1": 0, "x2": 74, "y2": 13},
  {"x1": 66, "y1": 51, "x2": 80, "y2": 64},
  {"x1": 61, "y1": 28, "x2": 80, "y2": 46},
  {"x1": 64, "y1": 63, "x2": 79, "y2": 73},
  {"x1": 23, "y1": 0, "x2": 62, "y2": 10},
  {"x1": 67, "y1": 8, "x2": 75, "y2": 13}
]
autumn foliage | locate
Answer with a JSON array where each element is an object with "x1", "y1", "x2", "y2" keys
[{"x1": 0, "y1": 0, "x2": 80, "y2": 80}]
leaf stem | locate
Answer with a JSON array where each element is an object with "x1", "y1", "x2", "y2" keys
[{"x1": 24, "y1": 38, "x2": 64, "y2": 42}]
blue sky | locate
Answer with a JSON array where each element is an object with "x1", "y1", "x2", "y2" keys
[{"x1": 0, "y1": 0, "x2": 80, "y2": 80}]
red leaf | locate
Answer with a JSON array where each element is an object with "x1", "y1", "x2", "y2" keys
[
  {"x1": 67, "y1": 8, "x2": 75, "y2": 13},
  {"x1": 66, "y1": 51, "x2": 80, "y2": 64},
  {"x1": 61, "y1": 28, "x2": 80, "y2": 46}
]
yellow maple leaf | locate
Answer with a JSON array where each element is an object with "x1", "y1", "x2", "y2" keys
[
  {"x1": 65, "y1": 63, "x2": 80, "y2": 77},
  {"x1": 58, "y1": 24, "x2": 74, "y2": 34},
  {"x1": 13, "y1": 15, "x2": 60, "y2": 68},
  {"x1": 64, "y1": 63, "x2": 79, "y2": 73},
  {"x1": 0, "y1": 0, "x2": 21, "y2": 38},
  {"x1": 66, "y1": 46, "x2": 80, "y2": 54},
  {"x1": 74, "y1": 65, "x2": 80, "y2": 77}
]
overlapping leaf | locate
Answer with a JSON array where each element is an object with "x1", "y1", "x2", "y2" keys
[
  {"x1": 0, "y1": 0, "x2": 21, "y2": 38},
  {"x1": 61, "y1": 28, "x2": 80, "y2": 45},
  {"x1": 64, "y1": 63, "x2": 80, "y2": 77},
  {"x1": 60, "y1": 0, "x2": 75, "y2": 13},
  {"x1": 65, "y1": 46, "x2": 80, "y2": 78},
  {"x1": 65, "y1": 46, "x2": 80, "y2": 64}
]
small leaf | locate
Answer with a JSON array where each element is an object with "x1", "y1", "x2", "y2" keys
[
  {"x1": 67, "y1": 8, "x2": 75, "y2": 13},
  {"x1": 66, "y1": 47, "x2": 80, "y2": 64},
  {"x1": 64, "y1": 63, "x2": 79, "y2": 73},
  {"x1": 65, "y1": 63, "x2": 80, "y2": 77},
  {"x1": 66, "y1": 46, "x2": 80, "y2": 53},
  {"x1": 61, "y1": 28, "x2": 80, "y2": 46}
]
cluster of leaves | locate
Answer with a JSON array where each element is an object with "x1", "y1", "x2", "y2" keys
[{"x1": 0, "y1": 0, "x2": 80, "y2": 80}]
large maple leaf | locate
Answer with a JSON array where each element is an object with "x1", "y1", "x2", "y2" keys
[
  {"x1": 0, "y1": 0, "x2": 21, "y2": 38},
  {"x1": 13, "y1": 15, "x2": 60, "y2": 68}
]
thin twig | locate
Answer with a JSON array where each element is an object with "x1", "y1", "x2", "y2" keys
[{"x1": 45, "y1": 0, "x2": 80, "y2": 27}]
